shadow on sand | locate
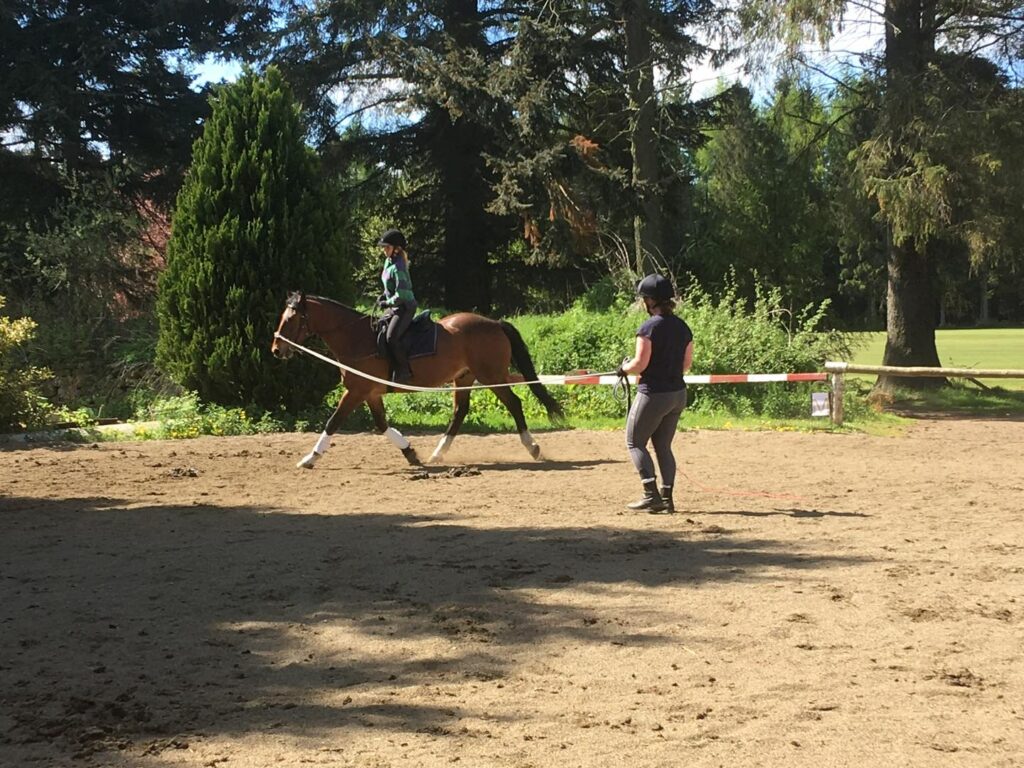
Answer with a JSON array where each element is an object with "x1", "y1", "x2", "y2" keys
[{"x1": 0, "y1": 493, "x2": 872, "y2": 764}]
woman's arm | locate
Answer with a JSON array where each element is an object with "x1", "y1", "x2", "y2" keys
[
  {"x1": 620, "y1": 336, "x2": 652, "y2": 375},
  {"x1": 683, "y1": 340, "x2": 694, "y2": 374}
]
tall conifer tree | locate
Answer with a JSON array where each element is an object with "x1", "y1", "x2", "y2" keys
[
  {"x1": 737, "y1": 0, "x2": 1024, "y2": 388},
  {"x1": 157, "y1": 67, "x2": 350, "y2": 410},
  {"x1": 0, "y1": 0, "x2": 273, "y2": 296}
]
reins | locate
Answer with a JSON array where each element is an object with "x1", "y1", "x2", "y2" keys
[{"x1": 613, "y1": 369, "x2": 633, "y2": 412}]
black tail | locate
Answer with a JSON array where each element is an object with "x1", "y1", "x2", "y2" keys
[{"x1": 499, "y1": 320, "x2": 565, "y2": 421}]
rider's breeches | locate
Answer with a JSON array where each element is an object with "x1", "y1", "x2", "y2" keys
[
  {"x1": 625, "y1": 388, "x2": 688, "y2": 486},
  {"x1": 385, "y1": 301, "x2": 416, "y2": 348}
]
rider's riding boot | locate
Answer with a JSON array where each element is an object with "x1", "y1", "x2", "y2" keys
[
  {"x1": 653, "y1": 485, "x2": 674, "y2": 515},
  {"x1": 626, "y1": 479, "x2": 665, "y2": 512},
  {"x1": 390, "y1": 343, "x2": 413, "y2": 383}
]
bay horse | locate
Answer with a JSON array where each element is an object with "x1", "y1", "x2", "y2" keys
[{"x1": 271, "y1": 291, "x2": 564, "y2": 468}]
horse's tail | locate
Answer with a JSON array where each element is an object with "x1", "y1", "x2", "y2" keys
[{"x1": 499, "y1": 320, "x2": 565, "y2": 421}]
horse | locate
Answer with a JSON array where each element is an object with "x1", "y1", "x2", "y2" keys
[{"x1": 271, "y1": 291, "x2": 564, "y2": 469}]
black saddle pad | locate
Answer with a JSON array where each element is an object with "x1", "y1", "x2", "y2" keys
[{"x1": 377, "y1": 310, "x2": 438, "y2": 359}]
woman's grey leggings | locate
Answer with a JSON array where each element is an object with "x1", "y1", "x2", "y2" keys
[{"x1": 625, "y1": 388, "x2": 688, "y2": 486}]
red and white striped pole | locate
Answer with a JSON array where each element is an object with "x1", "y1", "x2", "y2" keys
[{"x1": 526, "y1": 371, "x2": 828, "y2": 386}]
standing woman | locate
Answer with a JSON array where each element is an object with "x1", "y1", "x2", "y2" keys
[
  {"x1": 618, "y1": 274, "x2": 694, "y2": 514},
  {"x1": 376, "y1": 228, "x2": 418, "y2": 383}
]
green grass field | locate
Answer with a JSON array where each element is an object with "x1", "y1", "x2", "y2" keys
[{"x1": 848, "y1": 328, "x2": 1024, "y2": 391}]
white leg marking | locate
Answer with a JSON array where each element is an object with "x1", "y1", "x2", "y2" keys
[
  {"x1": 384, "y1": 426, "x2": 411, "y2": 450},
  {"x1": 297, "y1": 431, "x2": 331, "y2": 469},
  {"x1": 314, "y1": 431, "x2": 332, "y2": 454},
  {"x1": 520, "y1": 430, "x2": 541, "y2": 459},
  {"x1": 428, "y1": 434, "x2": 454, "y2": 463}
]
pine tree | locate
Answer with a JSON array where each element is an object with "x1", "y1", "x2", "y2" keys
[
  {"x1": 693, "y1": 83, "x2": 838, "y2": 308},
  {"x1": 0, "y1": 0, "x2": 271, "y2": 195},
  {"x1": 157, "y1": 67, "x2": 351, "y2": 411},
  {"x1": 737, "y1": 0, "x2": 1024, "y2": 388},
  {"x1": 274, "y1": 0, "x2": 513, "y2": 312},
  {"x1": 485, "y1": 0, "x2": 723, "y2": 277},
  {"x1": 273, "y1": 0, "x2": 723, "y2": 309},
  {"x1": 1, "y1": 0, "x2": 273, "y2": 302}
]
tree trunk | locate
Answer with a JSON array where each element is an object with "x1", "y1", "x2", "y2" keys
[
  {"x1": 434, "y1": 111, "x2": 493, "y2": 312},
  {"x1": 436, "y1": 0, "x2": 494, "y2": 312},
  {"x1": 876, "y1": 238, "x2": 944, "y2": 392},
  {"x1": 621, "y1": 0, "x2": 664, "y2": 275},
  {"x1": 874, "y1": 0, "x2": 945, "y2": 393},
  {"x1": 979, "y1": 268, "x2": 990, "y2": 325}
]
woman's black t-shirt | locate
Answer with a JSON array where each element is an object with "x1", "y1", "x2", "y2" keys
[{"x1": 636, "y1": 313, "x2": 693, "y2": 394}]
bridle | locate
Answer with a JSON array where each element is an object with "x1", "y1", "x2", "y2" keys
[
  {"x1": 284, "y1": 296, "x2": 313, "y2": 340},
  {"x1": 279, "y1": 294, "x2": 375, "y2": 347}
]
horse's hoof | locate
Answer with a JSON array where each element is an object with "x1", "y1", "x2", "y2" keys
[
  {"x1": 402, "y1": 447, "x2": 421, "y2": 466},
  {"x1": 529, "y1": 443, "x2": 542, "y2": 461},
  {"x1": 296, "y1": 452, "x2": 320, "y2": 469}
]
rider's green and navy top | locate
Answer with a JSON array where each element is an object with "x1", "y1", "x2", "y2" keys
[{"x1": 381, "y1": 253, "x2": 416, "y2": 307}]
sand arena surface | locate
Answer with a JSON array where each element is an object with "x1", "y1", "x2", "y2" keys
[{"x1": 1, "y1": 421, "x2": 1023, "y2": 767}]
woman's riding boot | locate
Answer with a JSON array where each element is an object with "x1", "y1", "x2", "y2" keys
[
  {"x1": 626, "y1": 479, "x2": 665, "y2": 512},
  {"x1": 655, "y1": 486, "x2": 674, "y2": 515},
  {"x1": 390, "y1": 343, "x2": 413, "y2": 383}
]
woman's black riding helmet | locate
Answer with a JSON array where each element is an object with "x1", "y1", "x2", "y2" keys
[
  {"x1": 636, "y1": 273, "x2": 674, "y2": 301},
  {"x1": 378, "y1": 229, "x2": 407, "y2": 249}
]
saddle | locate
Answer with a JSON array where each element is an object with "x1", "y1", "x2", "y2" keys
[{"x1": 376, "y1": 310, "x2": 438, "y2": 360}]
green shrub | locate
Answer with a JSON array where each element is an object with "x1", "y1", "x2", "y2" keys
[
  {"x1": 493, "y1": 277, "x2": 849, "y2": 420},
  {"x1": 0, "y1": 297, "x2": 53, "y2": 430},
  {"x1": 8, "y1": 172, "x2": 168, "y2": 418},
  {"x1": 681, "y1": 278, "x2": 849, "y2": 415},
  {"x1": 129, "y1": 276, "x2": 853, "y2": 435},
  {"x1": 133, "y1": 392, "x2": 291, "y2": 440},
  {"x1": 299, "y1": 276, "x2": 849, "y2": 428},
  {"x1": 157, "y1": 66, "x2": 352, "y2": 412}
]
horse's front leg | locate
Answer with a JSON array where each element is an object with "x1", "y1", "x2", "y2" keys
[
  {"x1": 428, "y1": 372, "x2": 474, "y2": 463},
  {"x1": 365, "y1": 395, "x2": 420, "y2": 465},
  {"x1": 297, "y1": 390, "x2": 365, "y2": 469}
]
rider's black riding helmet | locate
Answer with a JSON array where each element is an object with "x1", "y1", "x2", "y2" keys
[
  {"x1": 378, "y1": 229, "x2": 407, "y2": 249},
  {"x1": 636, "y1": 273, "x2": 674, "y2": 302}
]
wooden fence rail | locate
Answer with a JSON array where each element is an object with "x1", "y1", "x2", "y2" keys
[{"x1": 823, "y1": 361, "x2": 1024, "y2": 425}]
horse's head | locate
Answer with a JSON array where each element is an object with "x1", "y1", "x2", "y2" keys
[{"x1": 271, "y1": 291, "x2": 310, "y2": 359}]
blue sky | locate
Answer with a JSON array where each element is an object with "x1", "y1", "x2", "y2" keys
[
  {"x1": 190, "y1": 14, "x2": 885, "y2": 104},
  {"x1": 191, "y1": 56, "x2": 244, "y2": 89}
]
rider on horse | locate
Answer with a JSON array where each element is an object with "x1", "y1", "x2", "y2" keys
[{"x1": 377, "y1": 228, "x2": 417, "y2": 383}]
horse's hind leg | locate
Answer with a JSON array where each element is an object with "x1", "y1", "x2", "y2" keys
[
  {"x1": 429, "y1": 371, "x2": 474, "y2": 463},
  {"x1": 297, "y1": 389, "x2": 365, "y2": 469},
  {"x1": 367, "y1": 395, "x2": 419, "y2": 465},
  {"x1": 489, "y1": 384, "x2": 542, "y2": 461}
]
